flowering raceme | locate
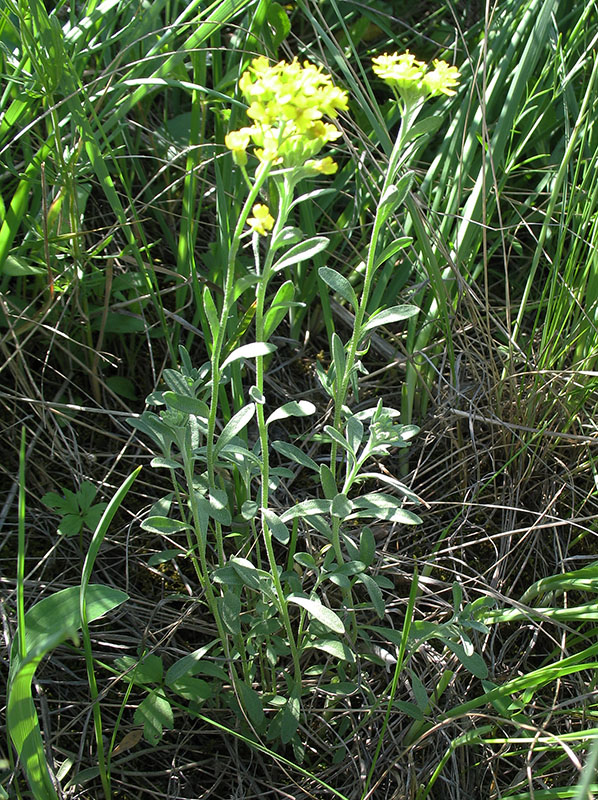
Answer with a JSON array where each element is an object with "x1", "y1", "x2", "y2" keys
[
  {"x1": 225, "y1": 56, "x2": 348, "y2": 170},
  {"x1": 372, "y1": 50, "x2": 460, "y2": 105}
]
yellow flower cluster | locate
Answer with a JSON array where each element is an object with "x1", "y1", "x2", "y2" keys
[
  {"x1": 372, "y1": 51, "x2": 460, "y2": 102},
  {"x1": 226, "y1": 56, "x2": 348, "y2": 170}
]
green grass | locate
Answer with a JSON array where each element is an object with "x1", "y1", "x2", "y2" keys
[{"x1": 3, "y1": 0, "x2": 598, "y2": 798}]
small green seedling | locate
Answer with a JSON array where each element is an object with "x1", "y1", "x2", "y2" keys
[{"x1": 42, "y1": 481, "x2": 108, "y2": 538}]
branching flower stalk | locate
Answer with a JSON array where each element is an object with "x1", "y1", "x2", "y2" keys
[
  {"x1": 225, "y1": 56, "x2": 348, "y2": 679},
  {"x1": 329, "y1": 52, "x2": 461, "y2": 483}
]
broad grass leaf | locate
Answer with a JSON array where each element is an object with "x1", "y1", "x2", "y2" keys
[
  {"x1": 0, "y1": 255, "x2": 45, "y2": 276},
  {"x1": 287, "y1": 594, "x2": 345, "y2": 634},
  {"x1": 7, "y1": 585, "x2": 128, "y2": 800}
]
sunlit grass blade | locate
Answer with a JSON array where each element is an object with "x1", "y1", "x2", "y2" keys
[
  {"x1": 79, "y1": 465, "x2": 141, "y2": 799},
  {"x1": 7, "y1": 585, "x2": 129, "y2": 800}
]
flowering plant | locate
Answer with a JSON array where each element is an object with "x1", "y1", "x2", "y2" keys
[{"x1": 132, "y1": 49, "x2": 461, "y2": 758}]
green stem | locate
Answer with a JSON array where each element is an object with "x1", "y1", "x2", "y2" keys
[
  {"x1": 206, "y1": 160, "x2": 273, "y2": 565},
  {"x1": 181, "y1": 447, "x2": 233, "y2": 663},
  {"x1": 254, "y1": 172, "x2": 302, "y2": 681},
  {"x1": 17, "y1": 427, "x2": 27, "y2": 661},
  {"x1": 329, "y1": 102, "x2": 421, "y2": 531}
]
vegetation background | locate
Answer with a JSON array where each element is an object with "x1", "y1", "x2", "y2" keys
[{"x1": 3, "y1": 0, "x2": 598, "y2": 798}]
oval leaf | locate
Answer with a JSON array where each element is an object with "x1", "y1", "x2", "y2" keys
[
  {"x1": 287, "y1": 594, "x2": 345, "y2": 634},
  {"x1": 363, "y1": 304, "x2": 419, "y2": 334},
  {"x1": 214, "y1": 404, "x2": 255, "y2": 455},
  {"x1": 266, "y1": 400, "x2": 316, "y2": 427},
  {"x1": 221, "y1": 342, "x2": 276, "y2": 370},
  {"x1": 141, "y1": 516, "x2": 191, "y2": 534},
  {"x1": 318, "y1": 267, "x2": 358, "y2": 310},
  {"x1": 272, "y1": 236, "x2": 329, "y2": 273}
]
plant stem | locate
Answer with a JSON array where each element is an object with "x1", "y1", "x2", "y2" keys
[
  {"x1": 254, "y1": 172, "x2": 302, "y2": 681},
  {"x1": 206, "y1": 160, "x2": 272, "y2": 565},
  {"x1": 331, "y1": 104, "x2": 419, "y2": 455}
]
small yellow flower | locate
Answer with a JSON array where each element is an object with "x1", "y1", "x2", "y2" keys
[
  {"x1": 305, "y1": 156, "x2": 338, "y2": 175},
  {"x1": 224, "y1": 127, "x2": 252, "y2": 166},
  {"x1": 421, "y1": 59, "x2": 461, "y2": 97},
  {"x1": 247, "y1": 204, "x2": 275, "y2": 236}
]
